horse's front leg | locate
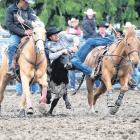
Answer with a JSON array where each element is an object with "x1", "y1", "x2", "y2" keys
[
  {"x1": 110, "y1": 75, "x2": 129, "y2": 115},
  {"x1": 102, "y1": 70, "x2": 114, "y2": 108},
  {"x1": 20, "y1": 73, "x2": 33, "y2": 115},
  {"x1": 0, "y1": 75, "x2": 9, "y2": 115},
  {"x1": 37, "y1": 73, "x2": 48, "y2": 114}
]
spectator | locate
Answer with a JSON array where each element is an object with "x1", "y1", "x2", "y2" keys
[
  {"x1": 16, "y1": 81, "x2": 40, "y2": 96},
  {"x1": 96, "y1": 21, "x2": 110, "y2": 38},
  {"x1": 82, "y1": 8, "x2": 97, "y2": 40},
  {"x1": 66, "y1": 18, "x2": 82, "y2": 91},
  {"x1": 115, "y1": 28, "x2": 123, "y2": 38},
  {"x1": 66, "y1": 18, "x2": 83, "y2": 37}
]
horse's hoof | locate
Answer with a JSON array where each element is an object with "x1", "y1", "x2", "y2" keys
[
  {"x1": 107, "y1": 101, "x2": 115, "y2": 108},
  {"x1": 18, "y1": 109, "x2": 26, "y2": 117},
  {"x1": 109, "y1": 106, "x2": 119, "y2": 115},
  {"x1": 27, "y1": 107, "x2": 34, "y2": 115},
  {"x1": 65, "y1": 102, "x2": 71, "y2": 109},
  {"x1": 44, "y1": 111, "x2": 52, "y2": 116},
  {"x1": 88, "y1": 107, "x2": 98, "y2": 114},
  {"x1": 38, "y1": 103, "x2": 48, "y2": 114}
]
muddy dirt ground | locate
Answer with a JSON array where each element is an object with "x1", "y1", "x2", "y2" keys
[{"x1": 0, "y1": 89, "x2": 140, "y2": 140}]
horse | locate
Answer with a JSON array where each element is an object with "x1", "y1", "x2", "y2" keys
[
  {"x1": 0, "y1": 26, "x2": 48, "y2": 116},
  {"x1": 84, "y1": 27, "x2": 140, "y2": 114}
]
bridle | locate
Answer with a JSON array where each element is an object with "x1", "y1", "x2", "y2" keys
[{"x1": 111, "y1": 27, "x2": 139, "y2": 63}]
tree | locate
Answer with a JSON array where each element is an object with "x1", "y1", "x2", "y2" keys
[{"x1": 0, "y1": 0, "x2": 139, "y2": 28}]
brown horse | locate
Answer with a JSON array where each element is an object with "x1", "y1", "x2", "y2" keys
[
  {"x1": 0, "y1": 26, "x2": 48, "y2": 116},
  {"x1": 84, "y1": 27, "x2": 140, "y2": 114}
]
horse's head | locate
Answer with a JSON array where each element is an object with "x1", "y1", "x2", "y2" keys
[
  {"x1": 32, "y1": 26, "x2": 46, "y2": 53},
  {"x1": 124, "y1": 27, "x2": 140, "y2": 66}
]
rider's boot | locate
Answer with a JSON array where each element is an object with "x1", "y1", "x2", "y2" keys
[{"x1": 7, "y1": 45, "x2": 17, "y2": 76}]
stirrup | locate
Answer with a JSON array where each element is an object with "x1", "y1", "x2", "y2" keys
[{"x1": 90, "y1": 70, "x2": 98, "y2": 81}]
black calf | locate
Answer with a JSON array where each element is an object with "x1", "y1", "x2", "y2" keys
[{"x1": 46, "y1": 55, "x2": 71, "y2": 115}]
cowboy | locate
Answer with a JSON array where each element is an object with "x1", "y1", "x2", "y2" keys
[
  {"x1": 71, "y1": 31, "x2": 114, "y2": 79},
  {"x1": 45, "y1": 26, "x2": 80, "y2": 111},
  {"x1": 5, "y1": 0, "x2": 38, "y2": 75},
  {"x1": 46, "y1": 26, "x2": 79, "y2": 64},
  {"x1": 82, "y1": 8, "x2": 97, "y2": 40}
]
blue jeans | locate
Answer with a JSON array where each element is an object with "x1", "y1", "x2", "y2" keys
[
  {"x1": 7, "y1": 35, "x2": 21, "y2": 66},
  {"x1": 16, "y1": 81, "x2": 41, "y2": 95},
  {"x1": 94, "y1": 80, "x2": 100, "y2": 87},
  {"x1": 132, "y1": 67, "x2": 140, "y2": 88},
  {"x1": 69, "y1": 70, "x2": 76, "y2": 89},
  {"x1": 71, "y1": 37, "x2": 114, "y2": 76}
]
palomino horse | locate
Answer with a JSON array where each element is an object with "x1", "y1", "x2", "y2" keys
[
  {"x1": 0, "y1": 26, "x2": 48, "y2": 116},
  {"x1": 84, "y1": 27, "x2": 140, "y2": 114}
]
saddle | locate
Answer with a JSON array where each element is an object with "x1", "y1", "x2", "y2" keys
[
  {"x1": 15, "y1": 36, "x2": 30, "y2": 62},
  {"x1": 94, "y1": 46, "x2": 108, "y2": 78},
  {"x1": 13, "y1": 36, "x2": 30, "y2": 81}
]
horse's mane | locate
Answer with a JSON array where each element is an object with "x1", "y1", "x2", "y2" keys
[{"x1": 125, "y1": 27, "x2": 136, "y2": 39}]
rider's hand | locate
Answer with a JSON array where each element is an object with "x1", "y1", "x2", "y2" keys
[
  {"x1": 70, "y1": 46, "x2": 78, "y2": 52},
  {"x1": 62, "y1": 49, "x2": 68, "y2": 55},
  {"x1": 24, "y1": 30, "x2": 33, "y2": 36}
]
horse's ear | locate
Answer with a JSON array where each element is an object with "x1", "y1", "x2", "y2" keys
[{"x1": 125, "y1": 27, "x2": 135, "y2": 39}]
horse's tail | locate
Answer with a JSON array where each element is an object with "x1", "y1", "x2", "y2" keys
[{"x1": 72, "y1": 74, "x2": 85, "y2": 95}]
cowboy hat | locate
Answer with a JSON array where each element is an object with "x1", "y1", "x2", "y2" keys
[
  {"x1": 84, "y1": 8, "x2": 96, "y2": 15},
  {"x1": 24, "y1": 0, "x2": 35, "y2": 4},
  {"x1": 97, "y1": 21, "x2": 109, "y2": 28},
  {"x1": 123, "y1": 22, "x2": 136, "y2": 29},
  {"x1": 46, "y1": 26, "x2": 61, "y2": 39},
  {"x1": 68, "y1": 18, "x2": 79, "y2": 26}
]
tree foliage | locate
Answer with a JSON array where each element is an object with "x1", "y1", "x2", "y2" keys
[{"x1": 0, "y1": 0, "x2": 140, "y2": 28}]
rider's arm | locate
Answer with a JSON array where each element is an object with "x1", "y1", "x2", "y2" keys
[
  {"x1": 49, "y1": 50, "x2": 65, "y2": 60},
  {"x1": 5, "y1": 7, "x2": 25, "y2": 36},
  {"x1": 48, "y1": 42, "x2": 66, "y2": 60}
]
